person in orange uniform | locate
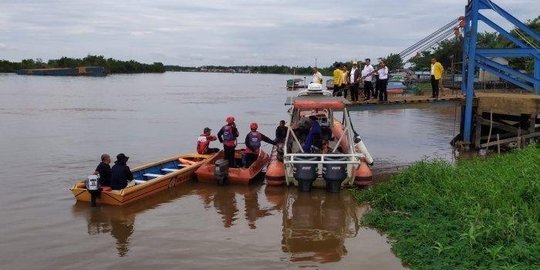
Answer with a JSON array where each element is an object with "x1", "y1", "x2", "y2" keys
[
  {"x1": 430, "y1": 58, "x2": 444, "y2": 98},
  {"x1": 197, "y1": 127, "x2": 219, "y2": 154},
  {"x1": 217, "y1": 116, "x2": 239, "y2": 167},
  {"x1": 244, "y1": 122, "x2": 276, "y2": 168}
]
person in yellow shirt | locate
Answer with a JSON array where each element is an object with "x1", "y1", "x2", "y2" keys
[
  {"x1": 430, "y1": 58, "x2": 444, "y2": 98},
  {"x1": 333, "y1": 63, "x2": 343, "y2": 96}
]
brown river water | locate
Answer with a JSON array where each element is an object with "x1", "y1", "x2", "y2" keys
[{"x1": 0, "y1": 72, "x2": 458, "y2": 269}]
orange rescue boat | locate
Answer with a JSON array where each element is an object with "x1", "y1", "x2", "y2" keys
[{"x1": 195, "y1": 149, "x2": 270, "y2": 185}]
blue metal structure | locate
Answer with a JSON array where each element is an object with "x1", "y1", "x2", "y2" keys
[{"x1": 461, "y1": 0, "x2": 540, "y2": 144}]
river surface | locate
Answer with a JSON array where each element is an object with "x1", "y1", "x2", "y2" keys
[{"x1": 0, "y1": 72, "x2": 458, "y2": 269}]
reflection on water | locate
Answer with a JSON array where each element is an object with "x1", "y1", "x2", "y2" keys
[
  {"x1": 72, "y1": 183, "x2": 363, "y2": 265},
  {"x1": 280, "y1": 189, "x2": 360, "y2": 264}
]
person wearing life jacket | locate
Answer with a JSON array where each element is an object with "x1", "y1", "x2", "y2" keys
[
  {"x1": 244, "y1": 122, "x2": 276, "y2": 168},
  {"x1": 217, "y1": 116, "x2": 239, "y2": 167},
  {"x1": 197, "y1": 127, "x2": 219, "y2": 154}
]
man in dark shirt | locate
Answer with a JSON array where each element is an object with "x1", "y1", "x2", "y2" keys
[
  {"x1": 110, "y1": 153, "x2": 134, "y2": 190},
  {"x1": 275, "y1": 120, "x2": 287, "y2": 143},
  {"x1": 94, "y1": 153, "x2": 112, "y2": 186}
]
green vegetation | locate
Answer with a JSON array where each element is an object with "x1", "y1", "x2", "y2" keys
[
  {"x1": 0, "y1": 55, "x2": 165, "y2": 74},
  {"x1": 352, "y1": 146, "x2": 540, "y2": 270}
]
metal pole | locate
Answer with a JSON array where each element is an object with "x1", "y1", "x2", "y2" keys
[
  {"x1": 535, "y1": 57, "x2": 540, "y2": 94},
  {"x1": 463, "y1": 0, "x2": 480, "y2": 145}
]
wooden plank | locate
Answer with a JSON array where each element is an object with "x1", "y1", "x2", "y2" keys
[
  {"x1": 479, "y1": 118, "x2": 520, "y2": 133},
  {"x1": 480, "y1": 131, "x2": 540, "y2": 148}
]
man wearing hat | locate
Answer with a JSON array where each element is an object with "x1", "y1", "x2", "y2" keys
[
  {"x1": 110, "y1": 153, "x2": 134, "y2": 190},
  {"x1": 197, "y1": 127, "x2": 219, "y2": 154},
  {"x1": 349, "y1": 61, "x2": 361, "y2": 102}
]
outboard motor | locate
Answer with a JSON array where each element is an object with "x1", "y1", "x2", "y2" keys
[
  {"x1": 293, "y1": 156, "x2": 320, "y2": 192},
  {"x1": 214, "y1": 159, "x2": 229, "y2": 185},
  {"x1": 323, "y1": 156, "x2": 348, "y2": 193},
  {"x1": 86, "y1": 175, "x2": 100, "y2": 207}
]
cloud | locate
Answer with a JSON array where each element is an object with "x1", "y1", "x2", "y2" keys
[{"x1": 0, "y1": 0, "x2": 538, "y2": 66}]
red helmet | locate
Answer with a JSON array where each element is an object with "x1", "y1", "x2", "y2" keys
[
  {"x1": 226, "y1": 116, "x2": 235, "y2": 124},
  {"x1": 250, "y1": 122, "x2": 258, "y2": 130}
]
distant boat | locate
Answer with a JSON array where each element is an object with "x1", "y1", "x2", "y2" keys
[
  {"x1": 387, "y1": 81, "x2": 406, "y2": 95},
  {"x1": 17, "y1": 66, "x2": 107, "y2": 77},
  {"x1": 286, "y1": 78, "x2": 307, "y2": 90},
  {"x1": 326, "y1": 79, "x2": 334, "y2": 90}
]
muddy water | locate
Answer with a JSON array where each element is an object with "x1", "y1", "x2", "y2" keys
[{"x1": 0, "y1": 72, "x2": 458, "y2": 269}]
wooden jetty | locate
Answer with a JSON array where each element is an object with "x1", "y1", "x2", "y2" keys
[
  {"x1": 347, "y1": 94, "x2": 461, "y2": 110},
  {"x1": 344, "y1": 92, "x2": 539, "y2": 150},
  {"x1": 464, "y1": 93, "x2": 540, "y2": 150}
]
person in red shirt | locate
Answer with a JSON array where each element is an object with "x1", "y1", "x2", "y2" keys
[{"x1": 196, "y1": 127, "x2": 219, "y2": 154}]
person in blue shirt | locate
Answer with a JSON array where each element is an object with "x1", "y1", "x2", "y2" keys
[{"x1": 302, "y1": 116, "x2": 322, "y2": 153}]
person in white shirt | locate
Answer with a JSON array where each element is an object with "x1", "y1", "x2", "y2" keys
[
  {"x1": 361, "y1": 58, "x2": 375, "y2": 100},
  {"x1": 349, "y1": 61, "x2": 360, "y2": 102},
  {"x1": 376, "y1": 60, "x2": 389, "y2": 102},
  {"x1": 311, "y1": 67, "x2": 323, "y2": 84}
]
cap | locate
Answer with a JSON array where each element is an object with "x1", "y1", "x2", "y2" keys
[
  {"x1": 116, "y1": 153, "x2": 129, "y2": 161},
  {"x1": 203, "y1": 127, "x2": 211, "y2": 133},
  {"x1": 352, "y1": 61, "x2": 358, "y2": 65},
  {"x1": 250, "y1": 122, "x2": 258, "y2": 130}
]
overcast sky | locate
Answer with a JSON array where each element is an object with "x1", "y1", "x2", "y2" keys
[{"x1": 0, "y1": 0, "x2": 537, "y2": 66}]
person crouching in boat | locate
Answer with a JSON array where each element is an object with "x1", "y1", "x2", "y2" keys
[
  {"x1": 302, "y1": 116, "x2": 323, "y2": 153},
  {"x1": 244, "y1": 122, "x2": 276, "y2": 168},
  {"x1": 197, "y1": 127, "x2": 219, "y2": 154},
  {"x1": 218, "y1": 116, "x2": 239, "y2": 167},
  {"x1": 110, "y1": 153, "x2": 134, "y2": 190}
]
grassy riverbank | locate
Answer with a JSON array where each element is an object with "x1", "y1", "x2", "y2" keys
[{"x1": 352, "y1": 146, "x2": 539, "y2": 270}]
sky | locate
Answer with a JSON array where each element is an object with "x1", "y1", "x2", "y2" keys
[{"x1": 0, "y1": 0, "x2": 538, "y2": 67}]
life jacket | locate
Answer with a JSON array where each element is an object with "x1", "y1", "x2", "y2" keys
[
  {"x1": 222, "y1": 125, "x2": 236, "y2": 147},
  {"x1": 245, "y1": 131, "x2": 262, "y2": 154},
  {"x1": 197, "y1": 134, "x2": 209, "y2": 154}
]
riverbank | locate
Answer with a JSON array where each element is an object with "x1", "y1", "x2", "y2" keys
[{"x1": 352, "y1": 146, "x2": 539, "y2": 269}]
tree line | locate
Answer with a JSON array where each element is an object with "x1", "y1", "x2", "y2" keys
[{"x1": 0, "y1": 55, "x2": 165, "y2": 74}]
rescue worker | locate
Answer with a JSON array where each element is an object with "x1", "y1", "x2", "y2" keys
[
  {"x1": 303, "y1": 116, "x2": 322, "y2": 153},
  {"x1": 275, "y1": 120, "x2": 287, "y2": 143},
  {"x1": 94, "y1": 153, "x2": 112, "y2": 187},
  {"x1": 244, "y1": 122, "x2": 276, "y2": 168},
  {"x1": 217, "y1": 116, "x2": 239, "y2": 167},
  {"x1": 197, "y1": 127, "x2": 219, "y2": 154},
  {"x1": 110, "y1": 153, "x2": 134, "y2": 190}
]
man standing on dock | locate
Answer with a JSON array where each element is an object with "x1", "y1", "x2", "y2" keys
[
  {"x1": 430, "y1": 58, "x2": 444, "y2": 98},
  {"x1": 332, "y1": 63, "x2": 343, "y2": 96},
  {"x1": 361, "y1": 58, "x2": 375, "y2": 100},
  {"x1": 349, "y1": 61, "x2": 360, "y2": 102}
]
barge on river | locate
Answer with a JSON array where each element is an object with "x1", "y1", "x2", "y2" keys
[{"x1": 17, "y1": 66, "x2": 107, "y2": 76}]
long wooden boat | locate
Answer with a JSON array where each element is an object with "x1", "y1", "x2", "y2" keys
[
  {"x1": 195, "y1": 149, "x2": 269, "y2": 184},
  {"x1": 71, "y1": 153, "x2": 214, "y2": 206}
]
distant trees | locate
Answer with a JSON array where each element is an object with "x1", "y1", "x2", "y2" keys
[
  {"x1": 0, "y1": 55, "x2": 166, "y2": 74},
  {"x1": 382, "y1": 53, "x2": 404, "y2": 71}
]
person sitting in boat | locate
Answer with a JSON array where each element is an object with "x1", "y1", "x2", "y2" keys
[
  {"x1": 302, "y1": 116, "x2": 323, "y2": 153},
  {"x1": 217, "y1": 116, "x2": 239, "y2": 167},
  {"x1": 110, "y1": 153, "x2": 134, "y2": 190},
  {"x1": 94, "y1": 153, "x2": 112, "y2": 187},
  {"x1": 244, "y1": 122, "x2": 276, "y2": 168},
  {"x1": 275, "y1": 120, "x2": 287, "y2": 143},
  {"x1": 197, "y1": 127, "x2": 219, "y2": 154}
]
